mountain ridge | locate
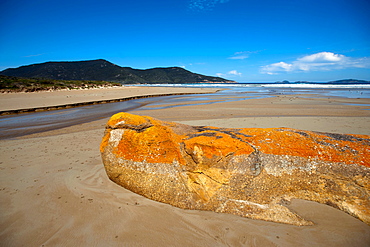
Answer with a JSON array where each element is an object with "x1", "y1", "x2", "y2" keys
[
  {"x1": 275, "y1": 79, "x2": 370, "y2": 84},
  {"x1": 0, "y1": 59, "x2": 234, "y2": 84}
]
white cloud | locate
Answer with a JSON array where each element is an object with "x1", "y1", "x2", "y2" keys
[
  {"x1": 228, "y1": 50, "x2": 263, "y2": 60},
  {"x1": 216, "y1": 70, "x2": 242, "y2": 77},
  {"x1": 265, "y1": 62, "x2": 293, "y2": 72},
  {"x1": 298, "y1": 52, "x2": 344, "y2": 63},
  {"x1": 228, "y1": 51, "x2": 250, "y2": 60},
  {"x1": 188, "y1": 0, "x2": 230, "y2": 11},
  {"x1": 260, "y1": 52, "x2": 370, "y2": 74},
  {"x1": 228, "y1": 70, "x2": 242, "y2": 76},
  {"x1": 23, "y1": 53, "x2": 44, "y2": 58}
]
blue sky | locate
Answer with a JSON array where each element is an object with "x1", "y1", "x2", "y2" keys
[{"x1": 1, "y1": 0, "x2": 369, "y2": 82}]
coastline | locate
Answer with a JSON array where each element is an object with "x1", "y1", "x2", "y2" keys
[
  {"x1": 1, "y1": 86, "x2": 369, "y2": 246},
  {"x1": 130, "y1": 92, "x2": 370, "y2": 135},
  {"x1": 0, "y1": 86, "x2": 220, "y2": 114}
]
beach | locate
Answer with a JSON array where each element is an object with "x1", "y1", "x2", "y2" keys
[
  {"x1": 1, "y1": 86, "x2": 369, "y2": 246},
  {"x1": 0, "y1": 86, "x2": 219, "y2": 112}
]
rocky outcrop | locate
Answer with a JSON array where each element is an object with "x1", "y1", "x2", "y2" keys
[{"x1": 100, "y1": 112, "x2": 370, "y2": 225}]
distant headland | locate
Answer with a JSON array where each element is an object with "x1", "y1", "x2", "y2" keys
[
  {"x1": 275, "y1": 79, "x2": 370, "y2": 84},
  {"x1": 0, "y1": 59, "x2": 234, "y2": 85}
]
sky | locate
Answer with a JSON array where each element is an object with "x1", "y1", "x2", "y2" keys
[{"x1": 1, "y1": 0, "x2": 369, "y2": 82}]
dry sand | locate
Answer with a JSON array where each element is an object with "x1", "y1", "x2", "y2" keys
[{"x1": 1, "y1": 87, "x2": 369, "y2": 246}]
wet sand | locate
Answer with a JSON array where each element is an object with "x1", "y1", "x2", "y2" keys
[
  {"x1": 1, "y1": 87, "x2": 370, "y2": 246},
  {"x1": 133, "y1": 93, "x2": 370, "y2": 135},
  {"x1": 0, "y1": 86, "x2": 219, "y2": 112}
]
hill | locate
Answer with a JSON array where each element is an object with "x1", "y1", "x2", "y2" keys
[
  {"x1": 328, "y1": 79, "x2": 370, "y2": 84},
  {"x1": 0, "y1": 59, "x2": 233, "y2": 84}
]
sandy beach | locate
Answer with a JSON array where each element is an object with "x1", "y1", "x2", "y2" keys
[
  {"x1": 0, "y1": 86, "x2": 219, "y2": 112},
  {"x1": 1, "y1": 86, "x2": 369, "y2": 246}
]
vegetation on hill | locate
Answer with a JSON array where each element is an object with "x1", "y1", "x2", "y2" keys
[
  {"x1": 0, "y1": 75, "x2": 121, "y2": 92},
  {"x1": 0, "y1": 59, "x2": 232, "y2": 84}
]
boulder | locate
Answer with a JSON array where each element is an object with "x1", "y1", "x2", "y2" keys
[{"x1": 100, "y1": 112, "x2": 370, "y2": 225}]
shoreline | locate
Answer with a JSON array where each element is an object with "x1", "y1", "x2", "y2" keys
[
  {"x1": 0, "y1": 86, "x2": 221, "y2": 114},
  {"x1": 1, "y1": 89, "x2": 369, "y2": 139},
  {"x1": 0, "y1": 91, "x2": 220, "y2": 115}
]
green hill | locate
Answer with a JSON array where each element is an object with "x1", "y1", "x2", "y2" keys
[{"x1": 0, "y1": 59, "x2": 233, "y2": 84}]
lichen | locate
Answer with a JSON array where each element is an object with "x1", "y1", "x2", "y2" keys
[
  {"x1": 240, "y1": 128, "x2": 369, "y2": 167},
  {"x1": 100, "y1": 113, "x2": 370, "y2": 226}
]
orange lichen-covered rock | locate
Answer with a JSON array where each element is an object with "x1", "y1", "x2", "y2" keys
[{"x1": 100, "y1": 112, "x2": 370, "y2": 225}]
